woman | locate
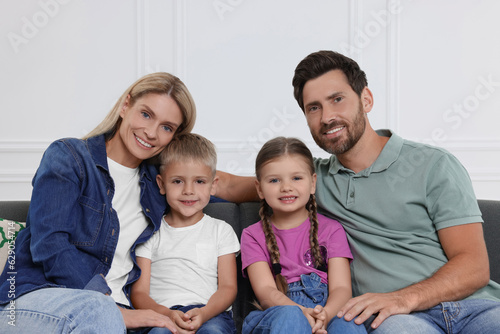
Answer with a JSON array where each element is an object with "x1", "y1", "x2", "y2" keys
[{"x1": 0, "y1": 72, "x2": 196, "y2": 333}]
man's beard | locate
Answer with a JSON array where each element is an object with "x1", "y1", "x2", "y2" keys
[{"x1": 311, "y1": 103, "x2": 366, "y2": 155}]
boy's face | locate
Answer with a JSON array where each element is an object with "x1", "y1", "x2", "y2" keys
[{"x1": 157, "y1": 160, "x2": 218, "y2": 225}]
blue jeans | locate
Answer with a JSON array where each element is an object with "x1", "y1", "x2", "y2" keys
[
  {"x1": 243, "y1": 273, "x2": 366, "y2": 333},
  {"x1": 366, "y1": 298, "x2": 500, "y2": 334},
  {"x1": 157, "y1": 304, "x2": 236, "y2": 334},
  {"x1": 0, "y1": 287, "x2": 126, "y2": 333}
]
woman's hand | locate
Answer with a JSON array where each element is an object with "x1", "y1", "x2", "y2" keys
[{"x1": 119, "y1": 307, "x2": 179, "y2": 333}]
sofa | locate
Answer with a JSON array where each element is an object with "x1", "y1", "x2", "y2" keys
[{"x1": 1, "y1": 199, "x2": 499, "y2": 332}]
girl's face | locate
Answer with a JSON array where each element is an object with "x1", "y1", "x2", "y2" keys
[
  {"x1": 256, "y1": 154, "x2": 317, "y2": 219},
  {"x1": 107, "y1": 93, "x2": 183, "y2": 168}
]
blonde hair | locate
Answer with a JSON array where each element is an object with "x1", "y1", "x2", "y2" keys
[
  {"x1": 158, "y1": 133, "x2": 217, "y2": 177},
  {"x1": 255, "y1": 137, "x2": 323, "y2": 295},
  {"x1": 84, "y1": 72, "x2": 196, "y2": 140}
]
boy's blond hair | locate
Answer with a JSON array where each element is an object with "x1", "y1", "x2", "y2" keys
[{"x1": 159, "y1": 133, "x2": 216, "y2": 176}]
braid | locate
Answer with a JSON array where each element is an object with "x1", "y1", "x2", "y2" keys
[
  {"x1": 307, "y1": 194, "x2": 324, "y2": 269},
  {"x1": 259, "y1": 199, "x2": 288, "y2": 294}
]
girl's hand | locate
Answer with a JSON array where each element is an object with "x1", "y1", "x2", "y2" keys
[{"x1": 310, "y1": 305, "x2": 328, "y2": 334}]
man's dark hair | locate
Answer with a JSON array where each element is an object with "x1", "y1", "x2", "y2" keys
[{"x1": 292, "y1": 50, "x2": 368, "y2": 111}]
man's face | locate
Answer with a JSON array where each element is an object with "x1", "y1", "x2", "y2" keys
[{"x1": 302, "y1": 70, "x2": 368, "y2": 155}]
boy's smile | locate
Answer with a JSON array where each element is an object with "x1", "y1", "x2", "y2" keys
[{"x1": 157, "y1": 160, "x2": 218, "y2": 227}]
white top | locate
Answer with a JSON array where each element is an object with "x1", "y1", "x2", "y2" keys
[
  {"x1": 136, "y1": 214, "x2": 240, "y2": 308},
  {"x1": 105, "y1": 157, "x2": 149, "y2": 306}
]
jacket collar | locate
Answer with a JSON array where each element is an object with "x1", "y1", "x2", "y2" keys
[{"x1": 85, "y1": 134, "x2": 154, "y2": 182}]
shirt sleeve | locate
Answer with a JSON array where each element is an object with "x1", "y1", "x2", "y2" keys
[
  {"x1": 217, "y1": 221, "x2": 240, "y2": 257},
  {"x1": 425, "y1": 152, "x2": 483, "y2": 230},
  {"x1": 135, "y1": 234, "x2": 155, "y2": 260},
  {"x1": 29, "y1": 140, "x2": 104, "y2": 289},
  {"x1": 240, "y1": 223, "x2": 270, "y2": 273}
]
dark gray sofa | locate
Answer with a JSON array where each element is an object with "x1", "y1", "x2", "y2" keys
[{"x1": 1, "y1": 199, "x2": 499, "y2": 332}]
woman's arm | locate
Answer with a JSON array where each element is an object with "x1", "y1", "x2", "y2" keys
[
  {"x1": 29, "y1": 141, "x2": 106, "y2": 288},
  {"x1": 185, "y1": 253, "x2": 238, "y2": 329}
]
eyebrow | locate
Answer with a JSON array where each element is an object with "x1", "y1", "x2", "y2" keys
[{"x1": 304, "y1": 91, "x2": 344, "y2": 110}]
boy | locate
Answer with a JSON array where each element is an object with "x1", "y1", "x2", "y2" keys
[{"x1": 131, "y1": 133, "x2": 240, "y2": 334}]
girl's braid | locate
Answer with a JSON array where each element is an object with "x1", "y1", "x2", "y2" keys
[
  {"x1": 259, "y1": 199, "x2": 288, "y2": 294},
  {"x1": 307, "y1": 194, "x2": 324, "y2": 269}
]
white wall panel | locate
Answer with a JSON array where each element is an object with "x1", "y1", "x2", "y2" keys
[{"x1": 1, "y1": 0, "x2": 499, "y2": 200}]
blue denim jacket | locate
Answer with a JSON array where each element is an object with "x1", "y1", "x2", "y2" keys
[{"x1": 0, "y1": 135, "x2": 166, "y2": 304}]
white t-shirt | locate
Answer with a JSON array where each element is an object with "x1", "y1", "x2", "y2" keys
[
  {"x1": 106, "y1": 158, "x2": 149, "y2": 306},
  {"x1": 136, "y1": 214, "x2": 240, "y2": 308}
]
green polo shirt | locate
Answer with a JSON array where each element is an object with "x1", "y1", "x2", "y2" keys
[{"x1": 314, "y1": 129, "x2": 500, "y2": 301}]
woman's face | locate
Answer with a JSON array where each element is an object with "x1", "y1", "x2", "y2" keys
[{"x1": 107, "y1": 93, "x2": 183, "y2": 168}]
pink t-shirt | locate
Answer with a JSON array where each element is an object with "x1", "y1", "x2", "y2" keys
[{"x1": 241, "y1": 213, "x2": 352, "y2": 284}]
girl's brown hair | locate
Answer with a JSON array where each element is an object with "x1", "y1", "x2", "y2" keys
[{"x1": 255, "y1": 137, "x2": 323, "y2": 295}]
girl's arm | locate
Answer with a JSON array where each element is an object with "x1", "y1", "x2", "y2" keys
[
  {"x1": 131, "y1": 256, "x2": 194, "y2": 333},
  {"x1": 185, "y1": 253, "x2": 238, "y2": 329},
  {"x1": 311, "y1": 257, "x2": 352, "y2": 332},
  {"x1": 247, "y1": 261, "x2": 298, "y2": 309}
]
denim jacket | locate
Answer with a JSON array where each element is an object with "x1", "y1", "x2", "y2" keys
[{"x1": 0, "y1": 135, "x2": 166, "y2": 304}]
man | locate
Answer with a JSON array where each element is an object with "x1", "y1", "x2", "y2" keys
[
  {"x1": 217, "y1": 50, "x2": 500, "y2": 333},
  {"x1": 290, "y1": 50, "x2": 500, "y2": 332}
]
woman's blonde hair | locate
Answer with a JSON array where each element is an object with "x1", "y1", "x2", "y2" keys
[{"x1": 83, "y1": 72, "x2": 196, "y2": 140}]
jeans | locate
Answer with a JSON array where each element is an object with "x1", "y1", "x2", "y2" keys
[
  {"x1": 157, "y1": 304, "x2": 236, "y2": 334},
  {"x1": 243, "y1": 273, "x2": 366, "y2": 334},
  {"x1": 0, "y1": 287, "x2": 126, "y2": 333},
  {"x1": 366, "y1": 298, "x2": 500, "y2": 334}
]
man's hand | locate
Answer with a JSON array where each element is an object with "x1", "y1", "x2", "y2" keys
[{"x1": 337, "y1": 291, "x2": 413, "y2": 329}]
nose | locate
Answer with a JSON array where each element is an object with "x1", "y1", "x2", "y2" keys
[
  {"x1": 280, "y1": 180, "x2": 292, "y2": 192},
  {"x1": 182, "y1": 182, "x2": 194, "y2": 195},
  {"x1": 320, "y1": 105, "x2": 336, "y2": 124},
  {"x1": 144, "y1": 125, "x2": 157, "y2": 139}
]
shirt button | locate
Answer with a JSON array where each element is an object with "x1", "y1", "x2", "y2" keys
[
  {"x1": 146, "y1": 208, "x2": 150, "y2": 213},
  {"x1": 350, "y1": 192, "x2": 355, "y2": 198}
]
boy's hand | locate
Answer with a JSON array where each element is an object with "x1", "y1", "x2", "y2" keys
[
  {"x1": 184, "y1": 307, "x2": 205, "y2": 330},
  {"x1": 170, "y1": 309, "x2": 195, "y2": 331}
]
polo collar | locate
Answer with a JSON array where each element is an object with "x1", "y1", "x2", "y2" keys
[{"x1": 328, "y1": 129, "x2": 403, "y2": 176}]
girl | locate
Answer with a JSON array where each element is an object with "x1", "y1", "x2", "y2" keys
[
  {"x1": 0, "y1": 72, "x2": 196, "y2": 333},
  {"x1": 241, "y1": 137, "x2": 366, "y2": 334}
]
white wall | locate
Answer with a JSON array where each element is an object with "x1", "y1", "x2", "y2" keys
[{"x1": 1, "y1": 0, "x2": 499, "y2": 200}]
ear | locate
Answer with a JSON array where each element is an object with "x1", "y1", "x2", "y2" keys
[
  {"x1": 310, "y1": 173, "x2": 317, "y2": 195},
  {"x1": 156, "y1": 174, "x2": 166, "y2": 195},
  {"x1": 255, "y1": 179, "x2": 265, "y2": 200},
  {"x1": 210, "y1": 175, "x2": 219, "y2": 196},
  {"x1": 361, "y1": 87, "x2": 374, "y2": 113},
  {"x1": 120, "y1": 94, "x2": 131, "y2": 118}
]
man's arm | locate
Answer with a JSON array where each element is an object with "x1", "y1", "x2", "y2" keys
[
  {"x1": 338, "y1": 222, "x2": 490, "y2": 329},
  {"x1": 215, "y1": 171, "x2": 259, "y2": 203}
]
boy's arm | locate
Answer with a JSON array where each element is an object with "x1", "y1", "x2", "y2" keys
[
  {"x1": 130, "y1": 256, "x2": 172, "y2": 316},
  {"x1": 186, "y1": 253, "x2": 238, "y2": 326},
  {"x1": 131, "y1": 257, "x2": 196, "y2": 333},
  {"x1": 215, "y1": 171, "x2": 259, "y2": 203}
]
